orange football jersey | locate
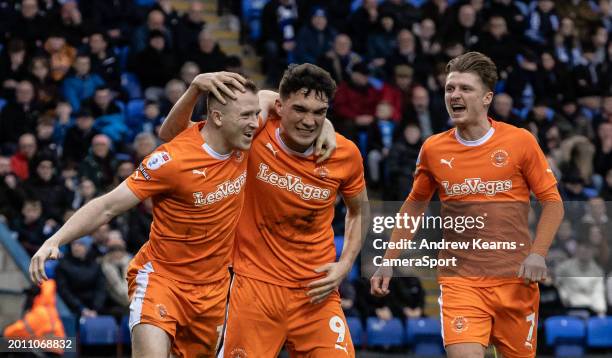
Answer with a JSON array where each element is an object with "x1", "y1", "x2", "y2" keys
[
  {"x1": 232, "y1": 116, "x2": 366, "y2": 287},
  {"x1": 126, "y1": 122, "x2": 248, "y2": 284},
  {"x1": 409, "y1": 119, "x2": 561, "y2": 286}
]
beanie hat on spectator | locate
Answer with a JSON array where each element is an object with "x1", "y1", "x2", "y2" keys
[
  {"x1": 311, "y1": 7, "x2": 326, "y2": 18},
  {"x1": 351, "y1": 61, "x2": 370, "y2": 75}
]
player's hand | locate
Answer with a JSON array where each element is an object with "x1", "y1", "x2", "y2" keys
[
  {"x1": 518, "y1": 253, "x2": 547, "y2": 284},
  {"x1": 307, "y1": 262, "x2": 350, "y2": 304},
  {"x1": 370, "y1": 266, "x2": 393, "y2": 297},
  {"x1": 315, "y1": 118, "x2": 336, "y2": 163},
  {"x1": 29, "y1": 241, "x2": 61, "y2": 285},
  {"x1": 190, "y1": 72, "x2": 247, "y2": 104}
]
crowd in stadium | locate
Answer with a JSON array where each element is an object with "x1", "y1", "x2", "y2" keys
[{"x1": 0, "y1": 0, "x2": 611, "y2": 344}]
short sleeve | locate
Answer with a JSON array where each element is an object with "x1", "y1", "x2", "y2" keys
[
  {"x1": 126, "y1": 149, "x2": 177, "y2": 200},
  {"x1": 519, "y1": 130, "x2": 558, "y2": 197},
  {"x1": 408, "y1": 140, "x2": 437, "y2": 201},
  {"x1": 339, "y1": 139, "x2": 366, "y2": 198}
]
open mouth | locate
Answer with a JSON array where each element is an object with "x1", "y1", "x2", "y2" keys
[
  {"x1": 450, "y1": 104, "x2": 466, "y2": 114},
  {"x1": 243, "y1": 132, "x2": 253, "y2": 140},
  {"x1": 297, "y1": 127, "x2": 315, "y2": 135}
]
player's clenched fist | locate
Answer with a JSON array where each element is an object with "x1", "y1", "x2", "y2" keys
[
  {"x1": 29, "y1": 241, "x2": 61, "y2": 285},
  {"x1": 190, "y1": 72, "x2": 247, "y2": 104},
  {"x1": 370, "y1": 266, "x2": 393, "y2": 297}
]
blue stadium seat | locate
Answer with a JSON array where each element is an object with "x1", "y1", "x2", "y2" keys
[
  {"x1": 555, "y1": 345, "x2": 584, "y2": 357},
  {"x1": 44, "y1": 260, "x2": 58, "y2": 279},
  {"x1": 79, "y1": 316, "x2": 118, "y2": 345},
  {"x1": 347, "y1": 317, "x2": 363, "y2": 347},
  {"x1": 366, "y1": 317, "x2": 404, "y2": 347},
  {"x1": 348, "y1": 263, "x2": 359, "y2": 282},
  {"x1": 0, "y1": 98, "x2": 6, "y2": 112},
  {"x1": 120, "y1": 315, "x2": 131, "y2": 345},
  {"x1": 127, "y1": 99, "x2": 145, "y2": 120},
  {"x1": 545, "y1": 316, "x2": 586, "y2": 346},
  {"x1": 406, "y1": 317, "x2": 441, "y2": 344},
  {"x1": 586, "y1": 316, "x2": 612, "y2": 348}
]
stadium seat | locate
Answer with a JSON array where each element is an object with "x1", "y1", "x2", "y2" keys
[
  {"x1": 0, "y1": 98, "x2": 6, "y2": 112},
  {"x1": 44, "y1": 260, "x2": 58, "y2": 279},
  {"x1": 348, "y1": 263, "x2": 359, "y2": 282},
  {"x1": 406, "y1": 317, "x2": 442, "y2": 345},
  {"x1": 79, "y1": 316, "x2": 118, "y2": 345},
  {"x1": 555, "y1": 345, "x2": 584, "y2": 357},
  {"x1": 586, "y1": 316, "x2": 612, "y2": 348},
  {"x1": 120, "y1": 315, "x2": 131, "y2": 345},
  {"x1": 545, "y1": 316, "x2": 586, "y2": 346},
  {"x1": 366, "y1": 317, "x2": 404, "y2": 347},
  {"x1": 347, "y1": 317, "x2": 363, "y2": 347}
]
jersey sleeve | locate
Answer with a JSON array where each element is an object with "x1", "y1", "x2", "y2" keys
[
  {"x1": 126, "y1": 148, "x2": 177, "y2": 200},
  {"x1": 519, "y1": 130, "x2": 559, "y2": 200},
  {"x1": 339, "y1": 138, "x2": 366, "y2": 198},
  {"x1": 407, "y1": 140, "x2": 437, "y2": 202}
]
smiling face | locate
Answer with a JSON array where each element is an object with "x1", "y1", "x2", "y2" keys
[
  {"x1": 276, "y1": 89, "x2": 329, "y2": 152},
  {"x1": 210, "y1": 90, "x2": 260, "y2": 151},
  {"x1": 444, "y1": 71, "x2": 493, "y2": 127}
]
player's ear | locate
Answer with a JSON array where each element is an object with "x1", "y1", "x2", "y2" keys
[
  {"x1": 210, "y1": 110, "x2": 223, "y2": 127},
  {"x1": 483, "y1": 91, "x2": 493, "y2": 107},
  {"x1": 274, "y1": 98, "x2": 283, "y2": 114}
]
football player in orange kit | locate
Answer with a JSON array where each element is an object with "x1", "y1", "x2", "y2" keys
[
  {"x1": 160, "y1": 64, "x2": 368, "y2": 357},
  {"x1": 30, "y1": 72, "x2": 260, "y2": 358},
  {"x1": 370, "y1": 52, "x2": 564, "y2": 358}
]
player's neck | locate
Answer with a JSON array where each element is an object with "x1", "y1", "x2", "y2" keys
[
  {"x1": 455, "y1": 117, "x2": 491, "y2": 142},
  {"x1": 279, "y1": 128, "x2": 310, "y2": 153},
  {"x1": 200, "y1": 125, "x2": 232, "y2": 155}
]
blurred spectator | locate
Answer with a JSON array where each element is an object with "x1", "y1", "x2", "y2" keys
[
  {"x1": 386, "y1": 122, "x2": 422, "y2": 200},
  {"x1": 43, "y1": 32, "x2": 77, "y2": 82},
  {"x1": 14, "y1": 198, "x2": 50, "y2": 256},
  {"x1": 52, "y1": 0, "x2": 86, "y2": 47},
  {"x1": 585, "y1": 224, "x2": 609, "y2": 271},
  {"x1": 556, "y1": 0, "x2": 600, "y2": 33},
  {"x1": 525, "y1": 0, "x2": 559, "y2": 48},
  {"x1": 442, "y1": 4, "x2": 481, "y2": 50},
  {"x1": 389, "y1": 276, "x2": 425, "y2": 318},
  {"x1": 333, "y1": 62, "x2": 380, "y2": 140},
  {"x1": 379, "y1": 0, "x2": 420, "y2": 29},
  {"x1": 0, "y1": 155, "x2": 21, "y2": 223},
  {"x1": 85, "y1": 0, "x2": 140, "y2": 46},
  {"x1": 554, "y1": 17, "x2": 583, "y2": 69},
  {"x1": 317, "y1": 33, "x2": 362, "y2": 84},
  {"x1": 88, "y1": 86, "x2": 128, "y2": 143},
  {"x1": 581, "y1": 197, "x2": 609, "y2": 227},
  {"x1": 600, "y1": 168, "x2": 612, "y2": 200},
  {"x1": 27, "y1": 56, "x2": 59, "y2": 110},
  {"x1": 121, "y1": 198, "x2": 153, "y2": 255},
  {"x1": 555, "y1": 241, "x2": 607, "y2": 316},
  {"x1": 62, "y1": 54, "x2": 105, "y2": 112},
  {"x1": 379, "y1": 65, "x2": 414, "y2": 123},
  {"x1": 526, "y1": 99, "x2": 573, "y2": 143},
  {"x1": 89, "y1": 223, "x2": 111, "y2": 259},
  {"x1": 538, "y1": 275, "x2": 565, "y2": 320},
  {"x1": 132, "y1": 9, "x2": 173, "y2": 53},
  {"x1": 0, "y1": 38, "x2": 28, "y2": 97},
  {"x1": 87, "y1": 31, "x2": 121, "y2": 92},
  {"x1": 174, "y1": 0, "x2": 206, "y2": 57},
  {"x1": 559, "y1": 135, "x2": 596, "y2": 188},
  {"x1": 8, "y1": 0, "x2": 48, "y2": 48},
  {"x1": 10, "y1": 133, "x2": 37, "y2": 181},
  {"x1": 129, "y1": 30, "x2": 177, "y2": 91},
  {"x1": 78, "y1": 134, "x2": 118, "y2": 191},
  {"x1": 594, "y1": 122, "x2": 612, "y2": 177},
  {"x1": 0, "y1": 79, "x2": 39, "y2": 144},
  {"x1": 62, "y1": 108, "x2": 98, "y2": 165},
  {"x1": 347, "y1": 0, "x2": 379, "y2": 54},
  {"x1": 34, "y1": 115, "x2": 58, "y2": 156},
  {"x1": 366, "y1": 12, "x2": 398, "y2": 76},
  {"x1": 491, "y1": 93, "x2": 522, "y2": 127},
  {"x1": 185, "y1": 29, "x2": 227, "y2": 74},
  {"x1": 153, "y1": 0, "x2": 181, "y2": 30},
  {"x1": 294, "y1": 7, "x2": 337, "y2": 65},
  {"x1": 534, "y1": 52, "x2": 574, "y2": 104},
  {"x1": 52, "y1": 100, "x2": 73, "y2": 146},
  {"x1": 127, "y1": 99, "x2": 164, "y2": 142},
  {"x1": 179, "y1": 61, "x2": 200, "y2": 87},
  {"x1": 385, "y1": 29, "x2": 430, "y2": 83},
  {"x1": 404, "y1": 85, "x2": 447, "y2": 138},
  {"x1": 475, "y1": 15, "x2": 516, "y2": 73},
  {"x1": 421, "y1": 0, "x2": 451, "y2": 28},
  {"x1": 71, "y1": 178, "x2": 97, "y2": 210},
  {"x1": 56, "y1": 237, "x2": 107, "y2": 317},
  {"x1": 133, "y1": 132, "x2": 158, "y2": 164},
  {"x1": 225, "y1": 55, "x2": 244, "y2": 74},
  {"x1": 114, "y1": 161, "x2": 135, "y2": 187},
  {"x1": 22, "y1": 155, "x2": 73, "y2": 221},
  {"x1": 414, "y1": 17, "x2": 441, "y2": 57},
  {"x1": 260, "y1": 0, "x2": 299, "y2": 85},
  {"x1": 159, "y1": 79, "x2": 187, "y2": 117},
  {"x1": 100, "y1": 230, "x2": 131, "y2": 317}
]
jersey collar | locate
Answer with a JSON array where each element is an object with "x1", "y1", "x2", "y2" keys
[
  {"x1": 275, "y1": 128, "x2": 314, "y2": 158},
  {"x1": 454, "y1": 119, "x2": 495, "y2": 147}
]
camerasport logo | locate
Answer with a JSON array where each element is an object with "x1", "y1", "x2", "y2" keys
[{"x1": 442, "y1": 178, "x2": 512, "y2": 197}]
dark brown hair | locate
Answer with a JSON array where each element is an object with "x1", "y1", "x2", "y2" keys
[
  {"x1": 279, "y1": 63, "x2": 336, "y2": 101},
  {"x1": 445, "y1": 52, "x2": 498, "y2": 92}
]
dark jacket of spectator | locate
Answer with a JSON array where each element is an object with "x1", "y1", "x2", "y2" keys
[
  {"x1": 294, "y1": 21, "x2": 337, "y2": 65},
  {"x1": 0, "y1": 100, "x2": 40, "y2": 144}
]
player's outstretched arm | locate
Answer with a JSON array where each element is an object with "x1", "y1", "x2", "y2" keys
[
  {"x1": 159, "y1": 72, "x2": 247, "y2": 142},
  {"x1": 29, "y1": 182, "x2": 141, "y2": 285},
  {"x1": 307, "y1": 189, "x2": 368, "y2": 304}
]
